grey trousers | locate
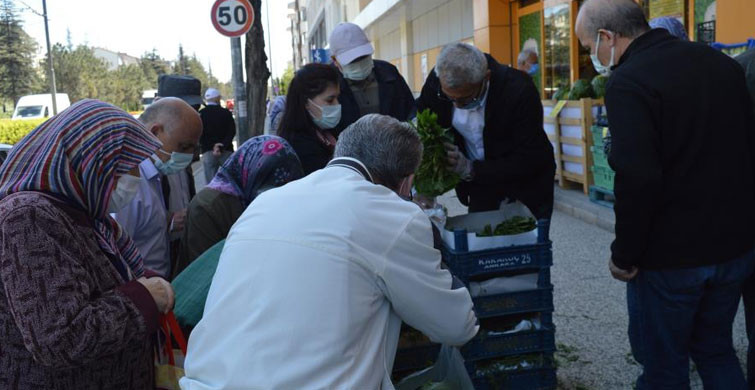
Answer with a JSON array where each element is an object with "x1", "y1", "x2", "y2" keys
[{"x1": 202, "y1": 151, "x2": 232, "y2": 183}]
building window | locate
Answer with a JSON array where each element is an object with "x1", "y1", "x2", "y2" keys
[{"x1": 544, "y1": 3, "x2": 571, "y2": 98}]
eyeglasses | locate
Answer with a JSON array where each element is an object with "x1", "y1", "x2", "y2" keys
[{"x1": 437, "y1": 81, "x2": 487, "y2": 107}]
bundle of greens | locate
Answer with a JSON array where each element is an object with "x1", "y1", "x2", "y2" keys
[
  {"x1": 410, "y1": 109, "x2": 460, "y2": 197},
  {"x1": 477, "y1": 216, "x2": 536, "y2": 237}
]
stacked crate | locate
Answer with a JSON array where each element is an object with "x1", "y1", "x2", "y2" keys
[
  {"x1": 589, "y1": 112, "x2": 616, "y2": 207},
  {"x1": 440, "y1": 219, "x2": 556, "y2": 389}
]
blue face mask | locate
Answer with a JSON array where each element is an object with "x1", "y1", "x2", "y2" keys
[
  {"x1": 154, "y1": 149, "x2": 194, "y2": 175},
  {"x1": 308, "y1": 100, "x2": 342, "y2": 129},
  {"x1": 527, "y1": 63, "x2": 539, "y2": 76}
]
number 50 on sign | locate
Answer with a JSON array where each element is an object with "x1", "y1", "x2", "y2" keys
[{"x1": 211, "y1": 0, "x2": 254, "y2": 37}]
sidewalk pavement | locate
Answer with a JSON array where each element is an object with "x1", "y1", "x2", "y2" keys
[{"x1": 553, "y1": 185, "x2": 615, "y2": 233}]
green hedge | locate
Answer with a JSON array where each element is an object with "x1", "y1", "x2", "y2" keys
[{"x1": 0, "y1": 118, "x2": 46, "y2": 145}]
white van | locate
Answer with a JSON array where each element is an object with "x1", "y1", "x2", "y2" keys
[
  {"x1": 11, "y1": 94, "x2": 71, "y2": 120},
  {"x1": 142, "y1": 89, "x2": 157, "y2": 110}
]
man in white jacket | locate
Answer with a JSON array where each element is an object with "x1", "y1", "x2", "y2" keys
[{"x1": 180, "y1": 114, "x2": 479, "y2": 390}]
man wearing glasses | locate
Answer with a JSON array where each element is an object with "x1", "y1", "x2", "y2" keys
[{"x1": 417, "y1": 43, "x2": 555, "y2": 219}]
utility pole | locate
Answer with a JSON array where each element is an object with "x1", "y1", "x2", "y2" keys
[
  {"x1": 265, "y1": 0, "x2": 275, "y2": 95},
  {"x1": 42, "y1": 0, "x2": 57, "y2": 115},
  {"x1": 230, "y1": 37, "x2": 249, "y2": 142}
]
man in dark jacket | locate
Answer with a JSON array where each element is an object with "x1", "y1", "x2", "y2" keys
[
  {"x1": 735, "y1": 46, "x2": 755, "y2": 389},
  {"x1": 416, "y1": 42, "x2": 555, "y2": 219},
  {"x1": 577, "y1": 0, "x2": 755, "y2": 388},
  {"x1": 199, "y1": 87, "x2": 236, "y2": 183},
  {"x1": 329, "y1": 22, "x2": 415, "y2": 135}
]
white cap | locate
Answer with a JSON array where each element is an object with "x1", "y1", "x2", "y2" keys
[
  {"x1": 329, "y1": 22, "x2": 374, "y2": 65},
  {"x1": 204, "y1": 88, "x2": 221, "y2": 100}
]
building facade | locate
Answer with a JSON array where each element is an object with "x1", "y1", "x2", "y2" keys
[{"x1": 299, "y1": 0, "x2": 753, "y2": 97}]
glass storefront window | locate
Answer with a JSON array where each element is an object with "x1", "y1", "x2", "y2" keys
[{"x1": 544, "y1": 3, "x2": 571, "y2": 98}]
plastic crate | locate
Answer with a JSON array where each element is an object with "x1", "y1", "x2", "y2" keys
[
  {"x1": 591, "y1": 165, "x2": 615, "y2": 191},
  {"x1": 473, "y1": 285, "x2": 554, "y2": 319},
  {"x1": 461, "y1": 324, "x2": 556, "y2": 362},
  {"x1": 472, "y1": 366, "x2": 557, "y2": 390},
  {"x1": 591, "y1": 125, "x2": 608, "y2": 149},
  {"x1": 441, "y1": 220, "x2": 552, "y2": 281},
  {"x1": 590, "y1": 146, "x2": 609, "y2": 169},
  {"x1": 393, "y1": 344, "x2": 440, "y2": 374}
]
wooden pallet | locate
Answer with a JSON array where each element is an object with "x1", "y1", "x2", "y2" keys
[
  {"x1": 543, "y1": 99, "x2": 604, "y2": 194},
  {"x1": 589, "y1": 185, "x2": 615, "y2": 208}
]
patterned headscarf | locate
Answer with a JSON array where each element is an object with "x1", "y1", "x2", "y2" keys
[
  {"x1": 0, "y1": 99, "x2": 162, "y2": 280},
  {"x1": 206, "y1": 135, "x2": 303, "y2": 206},
  {"x1": 649, "y1": 17, "x2": 689, "y2": 41}
]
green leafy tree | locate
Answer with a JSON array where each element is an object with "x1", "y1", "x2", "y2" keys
[
  {"x1": 41, "y1": 43, "x2": 109, "y2": 103},
  {"x1": 278, "y1": 64, "x2": 294, "y2": 96},
  {"x1": 140, "y1": 49, "x2": 171, "y2": 87},
  {"x1": 0, "y1": 0, "x2": 41, "y2": 106}
]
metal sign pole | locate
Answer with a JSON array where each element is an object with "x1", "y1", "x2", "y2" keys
[{"x1": 231, "y1": 37, "x2": 249, "y2": 144}]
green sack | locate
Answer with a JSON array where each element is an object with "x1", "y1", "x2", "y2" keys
[{"x1": 172, "y1": 239, "x2": 226, "y2": 328}]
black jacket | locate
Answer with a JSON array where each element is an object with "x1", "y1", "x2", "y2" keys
[
  {"x1": 199, "y1": 105, "x2": 236, "y2": 153},
  {"x1": 606, "y1": 29, "x2": 755, "y2": 271},
  {"x1": 286, "y1": 129, "x2": 333, "y2": 176},
  {"x1": 334, "y1": 59, "x2": 416, "y2": 135},
  {"x1": 417, "y1": 54, "x2": 555, "y2": 219}
]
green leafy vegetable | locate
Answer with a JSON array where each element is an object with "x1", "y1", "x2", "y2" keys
[
  {"x1": 476, "y1": 216, "x2": 536, "y2": 237},
  {"x1": 410, "y1": 109, "x2": 460, "y2": 197},
  {"x1": 591, "y1": 75, "x2": 608, "y2": 99},
  {"x1": 568, "y1": 79, "x2": 596, "y2": 100}
]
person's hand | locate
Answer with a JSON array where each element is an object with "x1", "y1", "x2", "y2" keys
[
  {"x1": 444, "y1": 142, "x2": 473, "y2": 180},
  {"x1": 609, "y1": 258, "x2": 638, "y2": 282},
  {"x1": 137, "y1": 276, "x2": 175, "y2": 314},
  {"x1": 213, "y1": 143, "x2": 223, "y2": 157},
  {"x1": 169, "y1": 209, "x2": 187, "y2": 233}
]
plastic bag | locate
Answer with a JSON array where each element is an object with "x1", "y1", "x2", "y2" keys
[
  {"x1": 395, "y1": 345, "x2": 474, "y2": 390},
  {"x1": 468, "y1": 273, "x2": 539, "y2": 297}
]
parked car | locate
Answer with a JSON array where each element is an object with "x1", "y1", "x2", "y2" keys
[
  {"x1": 12, "y1": 94, "x2": 71, "y2": 120},
  {"x1": 0, "y1": 143, "x2": 12, "y2": 165}
]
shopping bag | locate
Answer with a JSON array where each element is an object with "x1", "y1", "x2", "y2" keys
[
  {"x1": 155, "y1": 311, "x2": 188, "y2": 390},
  {"x1": 395, "y1": 345, "x2": 474, "y2": 390},
  {"x1": 172, "y1": 239, "x2": 226, "y2": 327}
]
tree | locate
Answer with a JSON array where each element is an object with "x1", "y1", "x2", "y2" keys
[
  {"x1": 0, "y1": 0, "x2": 41, "y2": 106},
  {"x1": 278, "y1": 64, "x2": 294, "y2": 96},
  {"x1": 140, "y1": 49, "x2": 171, "y2": 87},
  {"x1": 244, "y1": 0, "x2": 270, "y2": 139},
  {"x1": 174, "y1": 44, "x2": 190, "y2": 75},
  {"x1": 41, "y1": 43, "x2": 109, "y2": 103}
]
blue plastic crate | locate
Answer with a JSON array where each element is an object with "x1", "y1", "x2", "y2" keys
[
  {"x1": 473, "y1": 285, "x2": 554, "y2": 319},
  {"x1": 392, "y1": 344, "x2": 440, "y2": 374},
  {"x1": 472, "y1": 366, "x2": 557, "y2": 390},
  {"x1": 461, "y1": 324, "x2": 556, "y2": 362}
]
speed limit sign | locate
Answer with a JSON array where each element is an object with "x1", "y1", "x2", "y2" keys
[{"x1": 211, "y1": 0, "x2": 254, "y2": 37}]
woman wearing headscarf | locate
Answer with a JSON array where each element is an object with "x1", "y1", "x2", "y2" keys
[
  {"x1": 0, "y1": 99, "x2": 174, "y2": 389},
  {"x1": 175, "y1": 135, "x2": 303, "y2": 275}
]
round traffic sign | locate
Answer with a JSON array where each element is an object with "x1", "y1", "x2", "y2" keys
[{"x1": 211, "y1": 0, "x2": 254, "y2": 37}]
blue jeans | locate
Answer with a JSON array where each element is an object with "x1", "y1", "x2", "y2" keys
[
  {"x1": 627, "y1": 248, "x2": 755, "y2": 390},
  {"x1": 743, "y1": 271, "x2": 755, "y2": 389}
]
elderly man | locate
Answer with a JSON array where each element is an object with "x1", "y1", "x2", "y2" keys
[
  {"x1": 179, "y1": 114, "x2": 478, "y2": 389},
  {"x1": 113, "y1": 98, "x2": 203, "y2": 278},
  {"x1": 329, "y1": 22, "x2": 416, "y2": 134},
  {"x1": 517, "y1": 48, "x2": 539, "y2": 77},
  {"x1": 199, "y1": 87, "x2": 236, "y2": 182},
  {"x1": 576, "y1": 0, "x2": 755, "y2": 388},
  {"x1": 417, "y1": 42, "x2": 555, "y2": 219}
]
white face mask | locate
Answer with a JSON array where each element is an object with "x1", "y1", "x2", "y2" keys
[
  {"x1": 590, "y1": 31, "x2": 615, "y2": 77},
  {"x1": 108, "y1": 174, "x2": 141, "y2": 213},
  {"x1": 340, "y1": 57, "x2": 374, "y2": 81},
  {"x1": 308, "y1": 100, "x2": 342, "y2": 129},
  {"x1": 153, "y1": 149, "x2": 194, "y2": 175}
]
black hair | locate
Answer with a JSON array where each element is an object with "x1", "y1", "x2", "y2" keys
[{"x1": 277, "y1": 63, "x2": 340, "y2": 141}]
